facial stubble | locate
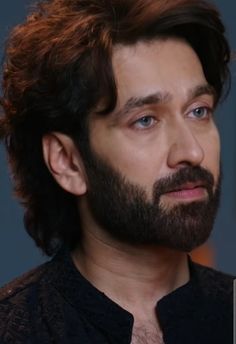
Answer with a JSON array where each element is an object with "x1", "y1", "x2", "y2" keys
[{"x1": 82, "y1": 148, "x2": 221, "y2": 252}]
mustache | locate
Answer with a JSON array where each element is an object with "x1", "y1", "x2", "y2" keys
[{"x1": 153, "y1": 166, "x2": 215, "y2": 199}]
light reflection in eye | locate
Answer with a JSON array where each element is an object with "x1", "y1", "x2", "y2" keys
[
  {"x1": 135, "y1": 116, "x2": 155, "y2": 128},
  {"x1": 192, "y1": 107, "x2": 209, "y2": 119}
]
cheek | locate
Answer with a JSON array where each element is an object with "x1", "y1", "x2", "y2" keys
[
  {"x1": 103, "y1": 142, "x2": 165, "y2": 183},
  {"x1": 90, "y1": 125, "x2": 167, "y2": 188},
  {"x1": 202, "y1": 129, "x2": 220, "y2": 179}
]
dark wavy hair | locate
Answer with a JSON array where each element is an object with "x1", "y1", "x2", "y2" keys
[{"x1": 0, "y1": 0, "x2": 230, "y2": 255}]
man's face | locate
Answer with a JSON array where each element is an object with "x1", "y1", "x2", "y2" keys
[{"x1": 82, "y1": 38, "x2": 221, "y2": 251}]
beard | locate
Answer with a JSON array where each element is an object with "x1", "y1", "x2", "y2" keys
[{"x1": 82, "y1": 148, "x2": 221, "y2": 252}]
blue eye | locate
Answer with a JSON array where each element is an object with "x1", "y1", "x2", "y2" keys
[
  {"x1": 191, "y1": 107, "x2": 209, "y2": 119},
  {"x1": 134, "y1": 116, "x2": 155, "y2": 129}
]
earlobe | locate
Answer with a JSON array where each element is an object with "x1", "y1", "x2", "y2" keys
[{"x1": 42, "y1": 133, "x2": 87, "y2": 196}]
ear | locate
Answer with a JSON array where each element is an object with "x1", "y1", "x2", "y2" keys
[{"x1": 42, "y1": 132, "x2": 87, "y2": 196}]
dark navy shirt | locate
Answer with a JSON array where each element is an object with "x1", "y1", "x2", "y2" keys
[{"x1": 0, "y1": 248, "x2": 234, "y2": 344}]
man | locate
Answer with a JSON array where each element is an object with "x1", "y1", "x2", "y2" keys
[{"x1": 0, "y1": 0, "x2": 234, "y2": 343}]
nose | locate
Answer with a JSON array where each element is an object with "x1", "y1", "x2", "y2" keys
[{"x1": 167, "y1": 120, "x2": 204, "y2": 169}]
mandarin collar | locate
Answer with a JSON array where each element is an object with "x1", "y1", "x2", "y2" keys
[{"x1": 43, "y1": 247, "x2": 206, "y2": 343}]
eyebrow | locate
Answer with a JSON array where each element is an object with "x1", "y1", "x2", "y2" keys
[
  {"x1": 115, "y1": 83, "x2": 216, "y2": 118},
  {"x1": 189, "y1": 84, "x2": 216, "y2": 103},
  {"x1": 116, "y1": 92, "x2": 171, "y2": 117}
]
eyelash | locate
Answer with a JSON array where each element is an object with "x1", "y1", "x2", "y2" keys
[
  {"x1": 132, "y1": 115, "x2": 157, "y2": 129},
  {"x1": 188, "y1": 106, "x2": 213, "y2": 120},
  {"x1": 131, "y1": 104, "x2": 214, "y2": 132}
]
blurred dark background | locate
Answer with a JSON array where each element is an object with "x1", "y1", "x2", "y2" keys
[{"x1": 0, "y1": 0, "x2": 235, "y2": 286}]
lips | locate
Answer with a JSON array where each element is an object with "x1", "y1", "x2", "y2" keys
[
  {"x1": 163, "y1": 181, "x2": 208, "y2": 200},
  {"x1": 166, "y1": 182, "x2": 206, "y2": 193}
]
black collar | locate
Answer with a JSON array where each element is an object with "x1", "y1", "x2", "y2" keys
[{"x1": 41, "y1": 247, "x2": 233, "y2": 344}]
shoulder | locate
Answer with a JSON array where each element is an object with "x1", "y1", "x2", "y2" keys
[
  {"x1": 0, "y1": 262, "x2": 49, "y2": 343},
  {"x1": 191, "y1": 261, "x2": 235, "y2": 301},
  {"x1": 0, "y1": 263, "x2": 48, "y2": 302}
]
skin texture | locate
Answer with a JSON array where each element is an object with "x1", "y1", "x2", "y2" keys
[
  {"x1": 43, "y1": 38, "x2": 220, "y2": 341},
  {"x1": 89, "y1": 39, "x2": 220, "y2": 202}
]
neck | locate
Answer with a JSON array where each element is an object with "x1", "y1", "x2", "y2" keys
[{"x1": 72, "y1": 227, "x2": 190, "y2": 316}]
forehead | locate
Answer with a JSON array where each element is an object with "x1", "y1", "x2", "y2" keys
[{"x1": 112, "y1": 38, "x2": 207, "y2": 107}]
